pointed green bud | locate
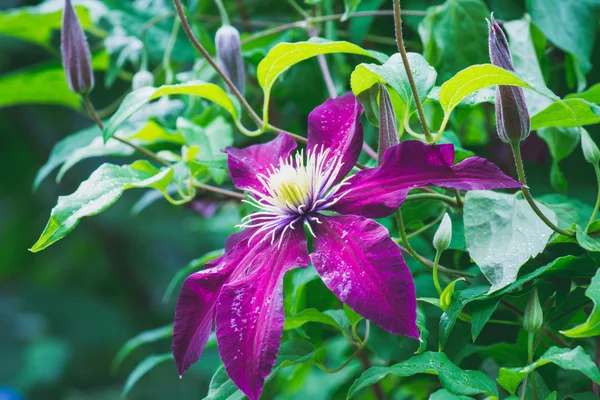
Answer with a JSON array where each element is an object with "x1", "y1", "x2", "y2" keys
[
  {"x1": 378, "y1": 84, "x2": 399, "y2": 165},
  {"x1": 487, "y1": 14, "x2": 530, "y2": 144},
  {"x1": 433, "y1": 213, "x2": 452, "y2": 252},
  {"x1": 523, "y1": 287, "x2": 543, "y2": 333},
  {"x1": 215, "y1": 25, "x2": 245, "y2": 95},
  {"x1": 132, "y1": 70, "x2": 155, "y2": 90},
  {"x1": 61, "y1": 0, "x2": 94, "y2": 94},
  {"x1": 581, "y1": 129, "x2": 600, "y2": 165}
]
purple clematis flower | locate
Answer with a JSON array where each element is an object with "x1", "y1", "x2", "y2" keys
[{"x1": 173, "y1": 93, "x2": 522, "y2": 400}]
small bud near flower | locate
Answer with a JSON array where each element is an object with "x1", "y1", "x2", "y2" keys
[
  {"x1": 487, "y1": 15, "x2": 530, "y2": 144},
  {"x1": 378, "y1": 84, "x2": 399, "y2": 165},
  {"x1": 433, "y1": 213, "x2": 452, "y2": 252},
  {"x1": 581, "y1": 129, "x2": 600, "y2": 165},
  {"x1": 61, "y1": 0, "x2": 94, "y2": 94},
  {"x1": 215, "y1": 25, "x2": 245, "y2": 95},
  {"x1": 132, "y1": 70, "x2": 155, "y2": 90},
  {"x1": 523, "y1": 287, "x2": 543, "y2": 333}
]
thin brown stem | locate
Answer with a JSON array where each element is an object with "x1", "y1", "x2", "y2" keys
[
  {"x1": 173, "y1": 0, "x2": 262, "y2": 127},
  {"x1": 194, "y1": 183, "x2": 245, "y2": 201},
  {"x1": 392, "y1": 0, "x2": 432, "y2": 142}
]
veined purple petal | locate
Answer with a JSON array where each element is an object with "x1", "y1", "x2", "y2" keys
[
  {"x1": 172, "y1": 261, "x2": 234, "y2": 376},
  {"x1": 307, "y1": 92, "x2": 364, "y2": 183},
  {"x1": 331, "y1": 141, "x2": 522, "y2": 218},
  {"x1": 225, "y1": 133, "x2": 296, "y2": 194},
  {"x1": 310, "y1": 215, "x2": 418, "y2": 337},
  {"x1": 215, "y1": 229, "x2": 310, "y2": 400},
  {"x1": 173, "y1": 227, "x2": 257, "y2": 376}
]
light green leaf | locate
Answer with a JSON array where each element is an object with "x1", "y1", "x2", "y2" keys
[
  {"x1": 284, "y1": 308, "x2": 344, "y2": 331},
  {"x1": 438, "y1": 64, "x2": 558, "y2": 118},
  {"x1": 531, "y1": 99, "x2": 600, "y2": 130},
  {"x1": 418, "y1": 0, "x2": 490, "y2": 82},
  {"x1": 0, "y1": 52, "x2": 108, "y2": 110},
  {"x1": 112, "y1": 324, "x2": 172, "y2": 373},
  {"x1": 103, "y1": 81, "x2": 238, "y2": 141},
  {"x1": 561, "y1": 268, "x2": 600, "y2": 338},
  {"x1": 497, "y1": 346, "x2": 600, "y2": 394},
  {"x1": 31, "y1": 161, "x2": 174, "y2": 252},
  {"x1": 440, "y1": 278, "x2": 466, "y2": 311},
  {"x1": 347, "y1": 351, "x2": 498, "y2": 398},
  {"x1": 163, "y1": 249, "x2": 225, "y2": 303},
  {"x1": 464, "y1": 191, "x2": 556, "y2": 292},
  {"x1": 567, "y1": 83, "x2": 600, "y2": 104},
  {"x1": 351, "y1": 53, "x2": 437, "y2": 115},
  {"x1": 536, "y1": 127, "x2": 581, "y2": 193},
  {"x1": 257, "y1": 38, "x2": 386, "y2": 123},
  {"x1": 122, "y1": 353, "x2": 173, "y2": 399},
  {"x1": 576, "y1": 226, "x2": 600, "y2": 252}
]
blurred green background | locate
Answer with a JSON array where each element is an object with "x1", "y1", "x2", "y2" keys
[{"x1": 2, "y1": 0, "x2": 600, "y2": 399}]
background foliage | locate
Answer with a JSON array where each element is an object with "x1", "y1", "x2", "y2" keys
[{"x1": 3, "y1": 0, "x2": 600, "y2": 399}]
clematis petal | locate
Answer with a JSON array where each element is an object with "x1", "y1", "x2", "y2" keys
[
  {"x1": 225, "y1": 133, "x2": 296, "y2": 194},
  {"x1": 173, "y1": 227, "x2": 256, "y2": 376},
  {"x1": 215, "y1": 229, "x2": 310, "y2": 400},
  {"x1": 172, "y1": 260, "x2": 234, "y2": 376},
  {"x1": 307, "y1": 92, "x2": 364, "y2": 183},
  {"x1": 310, "y1": 215, "x2": 418, "y2": 337},
  {"x1": 331, "y1": 140, "x2": 522, "y2": 218}
]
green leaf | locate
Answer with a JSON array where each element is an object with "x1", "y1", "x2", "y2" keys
[
  {"x1": 430, "y1": 389, "x2": 473, "y2": 400},
  {"x1": 440, "y1": 278, "x2": 466, "y2": 311},
  {"x1": 342, "y1": 0, "x2": 361, "y2": 21},
  {"x1": 163, "y1": 249, "x2": 225, "y2": 303},
  {"x1": 469, "y1": 297, "x2": 501, "y2": 341},
  {"x1": 0, "y1": 53, "x2": 108, "y2": 110},
  {"x1": 464, "y1": 191, "x2": 556, "y2": 291},
  {"x1": 561, "y1": 268, "x2": 600, "y2": 338},
  {"x1": 0, "y1": 3, "x2": 96, "y2": 48},
  {"x1": 257, "y1": 38, "x2": 386, "y2": 121},
  {"x1": 343, "y1": 304, "x2": 363, "y2": 328},
  {"x1": 31, "y1": 161, "x2": 174, "y2": 252},
  {"x1": 112, "y1": 324, "x2": 172, "y2": 373},
  {"x1": 536, "y1": 127, "x2": 581, "y2": 193},
  {"x1": 531, "y1": 99, "x2": 600, "y2": 130},
  {"x1": 576, "y1": 226, "x2": 600, "y2": 253},
  {"x1": 284, "y1": 309, "x2": 344, "y2": 331},
  {"x1": 438, "y1": 64, "x2": 558, "y2": 118},
  {"x1": 351, "y1": 53, "x2": 437, "y2": 115},
  {"x1": 121, "y1": 353, "x2": 173, "y2": 399},
  {"x1": 418, "y1": 0, "x2": 490, "y2": 82},
  {"x1": 103, "y1": 82, "x2": 238, "y2": 142},
  {"x1": 527, "y1": 0, "x2": 600, "y2": 90},
  {"x1": 347, "y1": 351, "x2": 498, "y2": 398},
  {"x1": 568, "y1": 83, "x2": 600, "y2": 104},
  {"x1": 204, "y1": 340, "x2": 326, "y2": 400},
  {"x1": 415, "y1": 306, "x2": 429, "y2": 354},
  {"x1": 439, "y1": 286, "x2": 487, "y2": 350},
  {"x1": 497, "y1": 346, "x2": 600, "y2": 394}
]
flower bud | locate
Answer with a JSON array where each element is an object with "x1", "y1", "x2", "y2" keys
[
  {"x1": 523, "y1": 288, "x2": 543, "y2": 333},
  {"x1": 61, "y1": 0, "x2": 94, "y2": 94},
  {"x1": 132, "y1": 70, "x2": 155, "y2": 90},
  {"x1": 215, "y1": 25, "x2": 245, "y2": 95},
  {"x1": 433, "y1": 213, "x2": 452, "y2": 252},
  {"x1": 378, "y1": 84, "x2": 399, "y2": 165},
  {"x1": 487, "y1": 15, "x2": 530, "y2": 144},
  {"x1": 581, "y1": 129, "x2": 600, "y2": 165}
]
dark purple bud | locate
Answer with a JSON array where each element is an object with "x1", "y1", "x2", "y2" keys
[
  {"x1": 488, "y1": 15, "x2": 530, "y2": 144},
  {"x1": 215, "y1": 25, "x2": 245, "y2": 95},
  {"x1": 61, "y1": 0, "x2": 94, "y2": 94},
  {"x1": 378, "y1": 84, "x2": 399, "y2": 165}
]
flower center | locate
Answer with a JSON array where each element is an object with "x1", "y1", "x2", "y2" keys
[{"x1": 238, "y1": 146, "x2": 351, "y2": 247}]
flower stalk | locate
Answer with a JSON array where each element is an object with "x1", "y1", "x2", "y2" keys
[
  {"x1": 511, "y1": 143, "x2": 574, "y2": 237},
  {"x1": 392, "y1": 0, "x2": 432, "y2": 142}
]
